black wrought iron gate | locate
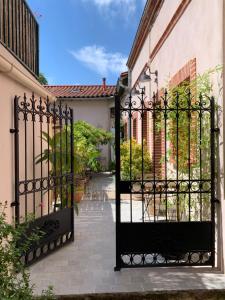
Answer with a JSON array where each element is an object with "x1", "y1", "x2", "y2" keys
[
  {"x1": 115, "y1": 89, "x2": 216, "y2": 269},
  {"x1": 11, "y1": 94, "x2": 74, "y2": 266}
]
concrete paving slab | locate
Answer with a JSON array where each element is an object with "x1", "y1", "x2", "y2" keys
[{"x1": 29, "y1": 174, "x2": 225, "y2": 296}]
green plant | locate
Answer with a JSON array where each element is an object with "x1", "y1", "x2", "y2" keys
[
  {"x1": 108, "y1": 160, "x2": 116, "y2": 172},
  {"x1": 120, "y1": 139, "x2": 151, "y2": 180},
  {"x1": 74, "y1": 121, "x2": 113, "y2": 173},
  {"x1": 166, "y1": 66, "x2": 222, "y2": 173},
  {"x1": 0, "y1": 201, "x2": 55, "y2": 300},
  {"x1": 163, "y1": 65, "x2": 222, "y2": 221},
  {"x1": 38, "y1": 73, "x2": 48, "y2": 85},
  {"x1": 36, "y1": 121, "x2": 113, "y2": 213}
]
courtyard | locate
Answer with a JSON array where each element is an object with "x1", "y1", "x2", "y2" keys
[{"x1": 30, "y1": 173, "x2": 225, "y2": 296}]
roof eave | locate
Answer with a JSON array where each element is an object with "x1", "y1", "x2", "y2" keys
[
  {"x1": 127, "y1": 0, "x2": 164, "y2": 69},
  {"x1": 57, "y1": 95, "x2": 115, "y2": 100}
]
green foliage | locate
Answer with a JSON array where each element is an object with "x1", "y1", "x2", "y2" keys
[
  {"x1": 36, "y1": 120, "x2": 113, "y2": 175},
  {"x1": 36, "y1": 121, "x2": 113, "y2": 214},
  {"x1": 163, "y1": 65, "x2": 222, "y2": 221},
  {"x1": 120, "y1": 139, "x2": 151, "y2": 180},
  {"x1": 74, "y1": 120, "x2": 113, "y2": 173},
  {"x1": 0, "y1": 201, "x2": 55, "y2": 300},
  {"x1": 38, "y1": 73, "x2": 48, "y2": 85},
  {"x1": 108, "y1": 160, "x2": 116, "y2": 172},
  {"x1": 166, "y1": 65, "x2": 222, "y2": 176}
]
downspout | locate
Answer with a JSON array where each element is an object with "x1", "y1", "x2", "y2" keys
[{"x1": 0, "y1": 54, "x2": 55, "y2": 101}]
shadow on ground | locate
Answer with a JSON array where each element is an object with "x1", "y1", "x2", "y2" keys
[{"x1": 30, "y1": 174, "x2": 225, "y2": 296}]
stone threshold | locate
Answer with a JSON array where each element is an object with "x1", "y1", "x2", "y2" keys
[{"x1": 41, "y1": 289, "x2": 225, "y2": 300}]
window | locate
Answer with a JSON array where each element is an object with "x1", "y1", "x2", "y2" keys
[{"x1": 110, "y1": 107, "x2": 115, "y2": 118}]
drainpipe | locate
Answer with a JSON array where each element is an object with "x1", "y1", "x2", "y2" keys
[{"x1": 0, "y1": 53, "x2": 55, "y2": 101}]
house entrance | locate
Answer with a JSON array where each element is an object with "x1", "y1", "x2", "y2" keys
[
  {"x1": 115, "y1": 89, "x2": 216, "y2": 269},
  {"x1": 11, "y1": 94, "x2": 74, "y2": 266}
]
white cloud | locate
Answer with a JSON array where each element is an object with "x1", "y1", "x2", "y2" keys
[
  {"x1": 47, "y1": 76, "x2": 55, "y2": 85},
  {"x1": 82, "y1": 0, "x2": 136, "y2": 18},
  {"x1": 142, "y1": 0, "x2": 147, "y2": 7},
  {"x1": 71, "y1": 45, "x2": 127, "y2": 76}
]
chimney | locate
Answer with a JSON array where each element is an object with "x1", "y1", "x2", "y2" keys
[{"x1": 102, "y1": 77, "x2": 106, "y2": 91}]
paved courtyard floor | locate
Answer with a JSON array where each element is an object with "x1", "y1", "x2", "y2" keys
[{"x1": 30, "y1": 173, "x2": 225, "y2": 295}]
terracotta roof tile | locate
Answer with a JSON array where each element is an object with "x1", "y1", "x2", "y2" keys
[{"x1": 44, "y1": 85, "x2": 116, "y2": 99}]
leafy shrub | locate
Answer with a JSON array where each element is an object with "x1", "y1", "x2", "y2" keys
[
  {"x1": 120, "y1": 139, "x2": 151, "y2": 180},
  {"x1": 0, "y1": 201, "x2": 55, "y2": 300},
  {"x1": 73, "y1": 120, "x2": 113, "y2": 173},
  {"x1": 36, "y1": 121, "x2": 113, "y2": 214},
  {"x1": 36, "y1": 120, "x2": 113, "y2": 176}
]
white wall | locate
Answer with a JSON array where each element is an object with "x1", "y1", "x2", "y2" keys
[{"x1": 61, "y1": 98, "x2": 114, "y2": 169}]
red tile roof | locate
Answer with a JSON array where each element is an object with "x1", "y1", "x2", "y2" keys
[{"x1": 44, "y1": 85, "x2": 116, "y2": 99}]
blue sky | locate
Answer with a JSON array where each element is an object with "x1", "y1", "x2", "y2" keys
[{"x1": 27, "y1": 0, "x2": 146, "y2": 85}]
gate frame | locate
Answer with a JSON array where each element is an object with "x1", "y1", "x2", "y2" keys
[
  {"x1": 114, "y1": 92, "x2": 217, "y2": 271},
  {"x1": 11, "y1": 94, "x2": 75, "y2": 266}
]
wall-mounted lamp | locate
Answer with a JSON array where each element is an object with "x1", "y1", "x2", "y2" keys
[
  {"x1": 131, "y1": 87, "x2": 141, "y2": 95},
  {"x1": 140, "y1": 68, "x2": 158, "y2": 84}
]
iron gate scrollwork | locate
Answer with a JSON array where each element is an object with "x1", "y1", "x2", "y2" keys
[
  {"x1": 115, "y1": 89, "x2": 216, "y2": 269},
  {"x1": 11, "y1": 93, "x2": 74, "y2": 266}
]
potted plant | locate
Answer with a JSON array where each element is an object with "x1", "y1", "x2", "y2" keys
[{"x1": 36, "y1": 120, "x2": 113, "y2": 212}]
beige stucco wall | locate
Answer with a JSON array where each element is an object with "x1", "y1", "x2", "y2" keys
[
  {"x1": 0, "y1": 43, "x2": 53, "y2": 223},
  {"x1": 59, "y1": 98, "x2": 114, "y2": 169},
  {"x1": 151, "y1": 0, "x2": 223, "y2": 89},
  {"x1": 131, "y1": 0, "x2": 223, "y2": 89},
  {"x1": 129, "y1": 0, "x2": 224, "y2": 269}
]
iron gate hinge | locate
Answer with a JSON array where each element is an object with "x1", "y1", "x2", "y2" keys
[
  {"x1": 214, "y1": 198, "x2": 220, "y2": 204},
  {"x1": 213, "y1": 128, "x2": 220, "y2": 133},
  {"x1": 11, "y1": 202, "x2": 17, "y2": 207},
  {"x1": 10, "y1": 128, "x2": 19, "y2": 133}
]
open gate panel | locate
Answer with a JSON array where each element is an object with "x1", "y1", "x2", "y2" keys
[{"x1": 115, "y1": 90, "x2": 216, "y2": 269}]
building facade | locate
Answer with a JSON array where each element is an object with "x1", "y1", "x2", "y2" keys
[
  {"x1": 45, "y1": 81, "x2": 116, "y2": 169},
  {"x1": 121, "y1": 0, "x2": 225, "y2": 270}
]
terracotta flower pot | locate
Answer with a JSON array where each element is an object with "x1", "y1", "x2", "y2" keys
[{"x1": 74, "y1": 190, "x2": 84, "y2": 203}]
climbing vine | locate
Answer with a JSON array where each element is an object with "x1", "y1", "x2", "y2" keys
[{"x1": 160, "y1": 65, "x2": 222, "y2": 221}]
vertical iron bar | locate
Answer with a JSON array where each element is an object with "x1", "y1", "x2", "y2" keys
[
  {"x1": 164, "y1": 90, "x2": 168, "y2": 221},
  {"x1": 7, "y1": 0, "x2": 11, "y2": 48},
  {"x1": 65, "y1": 105, "x2": 69, "y2": 207},
  {"x1": 153, "y1": 93, "x2": 156, "y2": 222},
  {"x1": 36, "y1": 22, "x2": 39, "y2": 76},
  {"x1": 47, "y1": 98, "x2": 50, "y2": 214},
  {"x1": 53, "y1": 102, "x2": 57, "y2": 212},
  {"x1": 176, "y1": 92, "x2": 179, "y2": 222},
  {"x1": 115, "y1": 93, "x2": 121, "y2": 271},
  {"x1": 15, "y1": 0, "x2": 18, "y2": 55},
  {"x1": 129, "y1": 94, "x2": 132, "y2": 223},
  {"x1": 188, "y1": 91, "x2": 191, "y2": 222},
  {"x1": 59, "y1": 101, "x2": 63, "y2": 209},
  {"x1": 199, "y1": 95, "x2": 203, "y2": 221},
  {"x1": 70, "y1": 108, "x2": 74, "y2": 240},
  {"x1": 141, "y1": 89, "x2": 144, "y2": 222},
  {"x1": 32, "y1": 93, "x2": 36, "y2": 216},
  {"x1": 24, "y1": 94, "x2": 27, "y2": 219},
  {"x1": 11, "y1": 0, "x2": 14, "y2": 52},
  {"x1": 210, "y1": 96, "x2": 215, "y2": 267},
  {"x1": 3, "y1": 0, "x2": 5, "y2": 44},
  {"x1": 14, "y1": 96, "x2": 20, "y2": 224},
  {"x1": 40, "y1": 97, "x2": 43, "y2": 217}
]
